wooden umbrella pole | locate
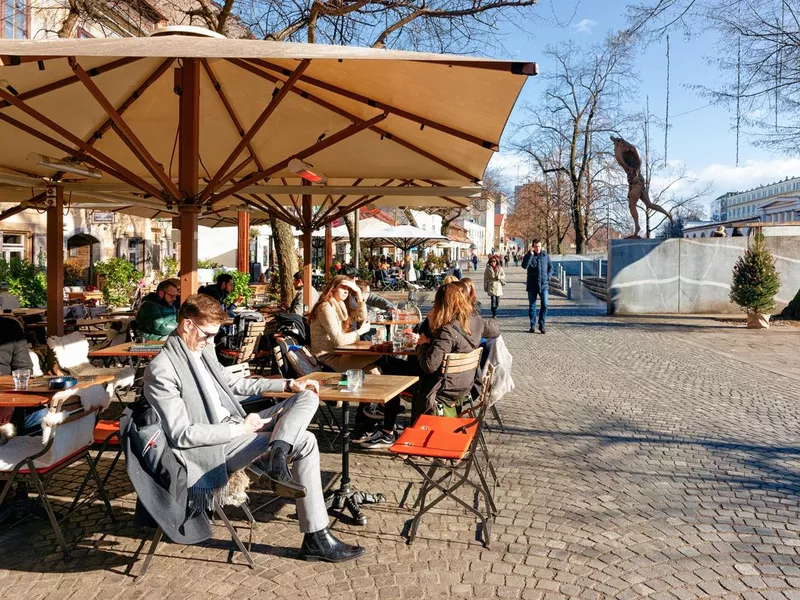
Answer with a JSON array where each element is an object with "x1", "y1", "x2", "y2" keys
[
  {"x1": 47, "y1": 187, "x2": 64, "y2": 337},
  {"x1": 178, "y1": 58, "x2": 201, "y2": 296},
  {"x1": 302, "y1": 181, "x2": 313, "y2": 311}
]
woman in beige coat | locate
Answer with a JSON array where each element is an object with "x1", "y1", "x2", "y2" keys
[
  {"x1": 483, "y1": 255, "x2": 506, "y2": 318},
  {"x1": 309, "y1": 275, "x2": 375, "y2": 372}
]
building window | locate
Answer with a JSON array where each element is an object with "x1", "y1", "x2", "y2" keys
[
  {"x1": 2, "y1": 0, "x2": 28, "y2": 39},
  {"x1": 1, "y1": 233, "x2": 25, "y2": 261}
]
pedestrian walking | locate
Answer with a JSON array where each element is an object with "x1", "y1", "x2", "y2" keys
[
  {"x1": 521, "y1": 239, "x2": 553, "y2": 334},
  {"x1": 483, "y1": 255, "x2": 506, "y2": 318},
  {"x1": 504, "y1": 253, "x2": 510, "y2": 268},
  {"x1": 513, "y1": 252, "x2": 519, "y2": 267},
  {"x1": 471, "y1": 254, "x2": 478, "y2": 272}
]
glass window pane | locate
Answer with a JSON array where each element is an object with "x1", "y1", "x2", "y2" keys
[{"x1": 5, "y1": 20, "x2": 14, "y2": 39}]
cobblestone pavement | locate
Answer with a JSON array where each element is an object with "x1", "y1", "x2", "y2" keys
[{"x1": 3, "y1": 266, "x2": 800, "y2": 599}]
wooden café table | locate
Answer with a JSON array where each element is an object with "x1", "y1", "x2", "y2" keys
[
  {"x1": 88, "y1": 341, "x2": 165, "y2": 360},
  {"x1": 334, "y1": 341, "x2": 416, "y2": 357},
  {"x1": 0, "y1": 374, "x2": 115, "y2": 429},
  {"x1": 271, "y1": 371, "x2": 418, "y2": 525}
]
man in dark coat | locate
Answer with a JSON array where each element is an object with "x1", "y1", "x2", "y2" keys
[
  {"x1": 521, "y1": 239, "x2": 553, "y2": 334},
  {"x1": 135, "y1": 280, "x2": 179, "y2": 340}
]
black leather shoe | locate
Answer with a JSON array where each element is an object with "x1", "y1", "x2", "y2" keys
[
  {"x1": 528, "y1": 327, "x2": 536, "y2": 333},
  {"x1": 248, "y1": 444, "x2": 306, "y2": 499},
  {"x1": 539, "y1": 325, "x2": 546, "y2": 334},
  {"x1": 300, "y1": 528, "x2": 366, "y2": 563}
]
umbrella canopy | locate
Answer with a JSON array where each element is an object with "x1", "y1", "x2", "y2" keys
[
  {"x1": 0, "y1": 31, "x2": 535, "y2": 330},
  {"x1": 0, "y1": 34, "x2": 534, "y2": 230}
]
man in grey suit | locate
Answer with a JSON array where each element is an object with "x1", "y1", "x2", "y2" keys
[{"x1": 143, "y1": 293, "x2": 364, "y2": 563}]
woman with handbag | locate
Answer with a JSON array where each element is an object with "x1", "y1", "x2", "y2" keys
[{"x1": 483, "y1": 255, "x2": 506, "y2": 318}]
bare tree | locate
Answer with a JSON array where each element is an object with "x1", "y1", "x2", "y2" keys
[
  {"x1": 626, "y1": 0, "x2": 800, "y2": 155},
  {"x1": 516, "y1": 34, "x2": 635, "y2": 253}
]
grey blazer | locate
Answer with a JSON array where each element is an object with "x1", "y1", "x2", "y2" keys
[{"x1": 143, "y1": 344, "x2": 285, "y2": 451}]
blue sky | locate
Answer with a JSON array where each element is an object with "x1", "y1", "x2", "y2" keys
[{"x1": 488, "y1": 0, "x2": 800, "y2": 212}]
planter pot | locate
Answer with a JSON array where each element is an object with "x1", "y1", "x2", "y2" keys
[{"x1": 746, "y1": 312, "x2": 771, "y2": 329}]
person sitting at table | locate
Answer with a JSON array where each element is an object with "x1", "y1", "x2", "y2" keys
[
  {"x1": 143, "y1": 293, "x2": 364, "y2": 563},
  {"x1": 199, "y1": 273, "x2": 237, "y2": 316},
  {"x1": 309, "y1": 277, "x2": 412, "y2": 449},
  {"x1": 354, "y1": 280, "x2": 394, "y2": 314},
  {"x1": 0, "y1": 316, "x2": 39, "y2": 440},
  {"x1": 416, "y1": 281, "x2": 499, "y2": 417},
  {"x1": 135, "y1": 280, "x2": 179, "y2": 341},
  {"x1": 309, "y1": 276, "x2": 373, "y2": 373},
  {"x1": 288, "y1": 271, "x2": 320, "y2": 316},
  {"x1": 167, "y1": 278, "x2": 181, "y2": 310}
]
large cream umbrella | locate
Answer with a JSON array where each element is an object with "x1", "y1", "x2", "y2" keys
[{"x1": 0, "y1": 29, "x2": 536, "y2": 333}]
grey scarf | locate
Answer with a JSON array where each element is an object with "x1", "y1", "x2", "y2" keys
[{"x1": 161, "y1": 334, "x2": 246, "y2": 512}]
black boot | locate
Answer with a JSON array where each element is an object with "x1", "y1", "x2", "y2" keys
[
  {"x1": 248, "y1": 441, "x2": 306, "y2": 499},
  {"x1": 300, "y1": 528, "x2": 366, "y2": 563}
]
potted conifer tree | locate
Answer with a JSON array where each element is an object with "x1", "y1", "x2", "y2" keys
[{"x1": 729, "y1": 232, "x2": 781, "y2": 329}]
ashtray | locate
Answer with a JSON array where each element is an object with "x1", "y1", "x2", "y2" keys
[{"x1": 48, "y1": 376, "x2": 78, "y2": 390}]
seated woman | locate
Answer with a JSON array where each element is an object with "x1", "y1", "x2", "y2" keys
[
  {"x1": 309, "y1": 276, "x2": 373, "y2": 372},
  {"x1": 416, "y1": 281, "x2": 499, "y2": 417}
]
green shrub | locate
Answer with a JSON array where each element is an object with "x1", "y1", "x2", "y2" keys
[
  {"x1": 198, "y1": 259, "x2": 222, "y2": 269},
  {"x1": 730, "y1": 233, "x2": 781, "y2": 314},
  {"x1": 161, "y1": 256, "x2": 178, "y2": 278},
  {"x1": 225, "y1": 270, "x2": 253, "y2": 305},
  {"x1": 0, "y1": 258, "x2": 47, "y2": 308},
  {"x1": 94, "y1": 258, "x2": 142, "y2": 307}
]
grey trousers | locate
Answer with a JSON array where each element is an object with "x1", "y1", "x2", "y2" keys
[{"x1": 223, "y1": 389, "x2": 327, "y2": 534}]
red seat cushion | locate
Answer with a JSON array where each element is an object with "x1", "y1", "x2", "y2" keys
[
  {"x1": 18, "y1": 447, "x2": 87, "y2": 475},
  {"x1": 390, "y1": 415, "x2": 477, "y2": 459},
  {"x1": 219, "y1": 349, "x2": 237, "y2": 357}
]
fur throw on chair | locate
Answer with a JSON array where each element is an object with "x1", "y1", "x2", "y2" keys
[
  {"x1": 47, "y1": 331, "x2": 90, "y2": 370},
  {"x1": 219, "y1": 469, "x2": 251, "y2": 507},
  {"x1": 0, "y1": 422, "x2": 14, "y2": 446}
]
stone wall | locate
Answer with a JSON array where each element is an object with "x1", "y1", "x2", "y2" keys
[{"x1": 608, "y1": 237, "x2": 800, "y2": 314}]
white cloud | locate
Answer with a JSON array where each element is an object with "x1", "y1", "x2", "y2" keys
[
  {"x1": 572, "y1": 19, "x2": 598, "y2": 34},
  {"x1": 487, "y1": 152, "x2": 531, "y2": 184}
]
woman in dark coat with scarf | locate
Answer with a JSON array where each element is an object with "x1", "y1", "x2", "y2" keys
[{"x1": 415, "y1": 281, "x2": 499, "y2": 416}]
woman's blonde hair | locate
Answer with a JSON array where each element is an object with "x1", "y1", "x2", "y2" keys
[
  {"x1": 428, "y1": 282, "x2": 472, "y2": 335},
  {"x1": 309, "y1": 275, "x2": 351, "y2": 326},
  {"x1": 443, "y1": 275, "x2": 458, "y2": 284}
]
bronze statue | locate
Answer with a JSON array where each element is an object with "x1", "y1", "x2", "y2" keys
[{"x1": 611, "y1": 135, "x2": 673, "y2": 238}]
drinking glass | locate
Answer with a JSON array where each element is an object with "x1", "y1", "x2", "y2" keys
[
  {"x1": 346, "y1": 369, "x2": 363, "y2": 392},
  {"x1": 392, "y1": 332, "x2": 404, "y2": 353},
  {"x1": 12, "y1": 368, "x2": 31, "y2": 391}
]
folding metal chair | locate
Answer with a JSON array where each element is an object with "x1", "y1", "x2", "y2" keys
[
  {"x1": 0, "y1": 389, "x2": 115, "y2": 559},
  {"x1": 391, "y1": 364, "x2": 496, "y2": 547},
  {"x1": 137, "y1": 497, "x2": 257, "y2": 580}
]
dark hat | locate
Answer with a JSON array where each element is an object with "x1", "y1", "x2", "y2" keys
[{"x1": 293, "y1": 271, "x2": 303, "y2": 280}]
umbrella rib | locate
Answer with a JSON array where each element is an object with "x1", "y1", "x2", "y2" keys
[
  {"x1": 245, "y1": 58, "x2": 499, "y2": 151},
  {"x1": 69, "y1": 57, "x2": 181, "y2": 200},
  {"x1": 52, "y1": 58, "x2": 174, "y2": 185},
  {"x1": 0, "y1": 111, "x2": 162, "y2": 198},
  {"x1": 199, "y1": 59, "x2": 311, "y2": 204},
  {"x1": 202, "y1": 59, "x2": 269, "y2": 189},
  {"x1": 0, "y1": 57, "x2": 140, "y2": 111},
  {"x1": 208, "y1": 112, "x2": 387, "y2": 207},
  {"x1": 262, "y1": 193, "x2": 303, "y2": 228},
  {"x1": 280, "y1": 177, "x2": 301, "y2": 215},
  {"x1": 313, "y1": 178, "x2": 390, "y2": 228},
  {"x1": 312, "y1": 177, "x2": 364, "y2": 227},
  {"x1": 227, "y1": 58, "x2": 479, "y2": 183},
  {"x1": 0, "y1": 88, "x2": 164, "y2": 199}
]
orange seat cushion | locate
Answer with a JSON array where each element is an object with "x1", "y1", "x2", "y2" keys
[
  {"x1": 93, "y1": 420, "x2": 120, "y2": 445},
  {"x1": 389, "y1": 416, "x2": 477, "y2": 459}
]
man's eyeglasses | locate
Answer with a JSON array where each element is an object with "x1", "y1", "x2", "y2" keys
[{"x1": 191, "y1": 320, "x2": 219, "y2": 341}]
